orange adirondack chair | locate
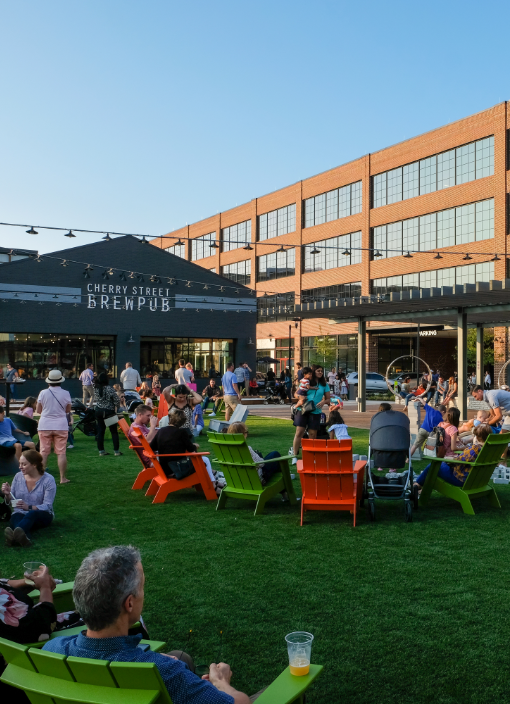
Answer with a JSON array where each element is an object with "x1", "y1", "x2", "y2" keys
[
  {"x1": 129, "y1": 426, "x2": 217, "y2": 504},
  {"x1": 297, "y1": 438, "x2": 367, "y2": 527}
]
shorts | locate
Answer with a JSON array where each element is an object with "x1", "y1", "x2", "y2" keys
[
  {"x1": 416, "y1": 427, "x2": 430, "y2": 446},
  {"x1": 501, "y1": 416, "x2": 510, "y2": 432},
  {"x1": 224, "y1": 395, "x2": 239, "y2": 413},
  {"x1": 39, "y1": 430, "x2": 68, "y2": 455},
  {"x1": 293, "y1": 412, "x2": 322, "y2": 431}
]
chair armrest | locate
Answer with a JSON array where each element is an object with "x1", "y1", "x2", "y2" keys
[
  {"x1": 261, "y1": 456, "x2": 296, "y2": 464},
  {"x1": 152, "y1": 452, "x2": 210, "y2": 457},
  {"x1": 254, "y1": 664, "x2": 323, "y2": 704},
  {"x1": 354, "y1": 460, "x2": 367, "y2": 473},
  {"x1": 437, "y1": 458, "x2": 474, "y2": 466},
  {"x1": 29, "y1": 581, "x2": 75, "y2": 612}
]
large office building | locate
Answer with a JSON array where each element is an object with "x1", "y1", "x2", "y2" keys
[{"x1": 151, "y1": 102, "x2": 510, "y2": 377}]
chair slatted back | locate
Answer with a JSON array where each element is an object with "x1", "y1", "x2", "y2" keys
[
  {"x1": 463, "y1": 433, "x2": 509, "y2": 490},
  {"x1": 300, "y1": 439, "x2": 356, "y2": 503},
  {"x1": 0, "y1": 636, "x2": 37, "y2": 670},
  {"x1": 118, "y1": 417, "x2": 131, "y2": 441},
  {"x1": 29, "y1": 648, "x2": 74, "y2": 681},
  {"x1": 207, "y1": 432, "x2": 264, "y2": 491},
  {"x1": 67, "y1": 655, "x2": 118, "y2": 687},
  {"x1": 110, "y1": 661, "x2": 173, "y2": 703}
]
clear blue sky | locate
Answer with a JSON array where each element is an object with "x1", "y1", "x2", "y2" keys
[{"x1": 1, "y1": 0, "x2": 508, "y2": 254}]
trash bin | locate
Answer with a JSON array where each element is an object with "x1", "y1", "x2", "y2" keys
[{"x1": 349, "y1": 383, "x2": 357, "y2": 401}]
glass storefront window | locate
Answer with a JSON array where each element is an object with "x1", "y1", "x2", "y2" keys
[
  {"x1": 0, "y1": 334, "x2": 115, "y2": 380},
  {"x1": 140, "y1": 337, "x2": 234, "y2": 378}
]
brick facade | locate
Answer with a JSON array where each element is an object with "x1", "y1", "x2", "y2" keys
[{"x1": 151, "y1": 102, "x2": 509, "y2": 369}]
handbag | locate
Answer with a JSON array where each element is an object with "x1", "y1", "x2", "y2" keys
[
  {"x1": 168, "y1": 457, "x2": 195, "y2": 479},
  {"x1": 301, "y1": 400, "x2": 316, "y2": 414},
  {"x1": 104, "y1": 414, "x2": 119, "y2": 427}
]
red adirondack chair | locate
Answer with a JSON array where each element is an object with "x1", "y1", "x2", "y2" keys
[
  {"x1": 118, "y1": 417, "x2": 155, "y2": 488},
  {"x1": 129, "y1": 426, "x2": 217, "y2": 504},
  {"x1": 297, "y1": 438, "x2": 367, "y2": 527}
]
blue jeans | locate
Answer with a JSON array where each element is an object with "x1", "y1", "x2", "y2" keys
[
  {"x1": 403, "y1": 393, "x2": 416, "y2": 407},
  {"x1": 262, "y1": 450, "x2": 281, "y2": 481},
  {"x1": 416, "y1": 462, "x2": 464, "y2": 488},
  {"x1": 10, "y1": 383, "x2": 16, "y2": 399},
  {"x1": 192, "y1": 425, "x2": 204, "y2": 437},
  {"x1": 202, "y1": 397, "x2": 220, "y2": 412},
  {"x1": 10, "y1": 510, "x2": 53, "y2": 539}
]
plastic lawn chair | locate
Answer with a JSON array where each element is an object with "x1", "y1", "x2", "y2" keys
[
  {"x1": 118, "y1": 417, "x2": 158, "y2": 492},
  {"x1": 297, "y1": 438, "x2": 367, "y2": 527},
  {"x1": 419, "y1": 432, "x2": 505, "y2": 514},
  {"x1": 207, "y1": 431, "x2": 298, "y2": 515},
  {"x1": 0, "y1": 640, "x2": 323, "y2": 704},
  {"x1": 129, "y1": 427, "x2": 217, "y2": 504}
]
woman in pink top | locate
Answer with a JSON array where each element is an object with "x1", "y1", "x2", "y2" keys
[
  {"x1": 19, "y1": 397, "x2": 37, "y2": 418},
  {"x1": 438, "y1": 407, "x2": 466, "y2": 458}
]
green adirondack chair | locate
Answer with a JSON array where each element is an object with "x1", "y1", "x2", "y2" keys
[
  {"x1": 0, "y1": 639, "x2": 323, "y2": 704},
  {"x1": 419, "y1": 432, "x2": 506, "y2": 514},
  {"x1": 208, "y1": 431, "x2": 298, "y2": 515}
]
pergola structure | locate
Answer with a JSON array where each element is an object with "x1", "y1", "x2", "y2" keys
[{"x1": 267, "y1": 280, "x2": 510, "y2": 417}]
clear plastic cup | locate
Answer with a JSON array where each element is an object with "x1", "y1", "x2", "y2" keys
[
  {"x1": 285, "y1": 632, "x2": 313, "y2": 676},
  {"x1": 23, "y1": 561, "x2": 45, "y2": 578}
]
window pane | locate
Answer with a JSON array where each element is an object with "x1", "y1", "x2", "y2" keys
[
  {"x1": 402, "y1": 273, "x2": 419, "y2": 291},
  {"x1": 373, "y1": 225, "x2": 387, "y2": 258},
  {"x1": 475, "y1": 261, "x2": 494, "y2": 282},
  {"x1": 456, "y1": 142, "x2": 475, "y2": 184},
  {"x1": 419, "y1": 156, "x2": 437, "y2": 195},
  {"x1": 373, "y1": 173, "x2": 387, "y2": 208},
  {"x1": 351, "y1": 181, "x2": 362, "y2": 214},
  {"x1": 437, "y1": 149, "x2": 456, "y2": 190},
  {"x1": 419, "y1": 213, "x2": 436, "y2": 251},
  {"x1": 476, "y1": 136, "x2": 494, "y2": 179},
  {"x1": 419, "y1": 270, "x2": 436, "y2": 288},
  {"x1": 326, "y1": 189, "x2": 338, "y2": 222},
  {"x1": 339, "y1": 185, "x2": 350, "y2": 218},
  {"x1": 288, "y1": 204, "x2": 296, "y2": 232},
  {"x1": 268, "y1": 210, "x2": 277, "y2": 238},
  {"x1": 403, "y1": 217, "x2": 419, "y2": 252},
  {"x1": 304, "y1": 198, "x2": 314, "y2": 227},
  {"x1": 315, "y1": 194, "x2": 326, "y2": 224},
  {"x1": 437, "y1": 208, "x2": 455, "y2": 247},
  {"x1": 351, "y1": 232, "x2": 362, "y2": 265},
  {"x1": 325, "y1": 235, "x2": 338, "y2": 270},
  {"x1": 386, "y1": 275, "x2": 403, "y2": 293},
  {"x1": 386, "y1": 221, "x2": 402, "y2": 258},
  {"x1": 277, "y1": 207, "x2": 288, "y2": 236},
  {"x1": 387, "y1": 167, "x2": 403, "y2": 204},
  {"x1": 259, "y1": 213, "x2": 267, "y2": 241},
  {"x1": 456, "y1": 263, "x2": 476, "y2": 286},
  {"x1": 455, "y1": 203, "x2": 475, "y2": 244},
  {"x1": 403, "y1": 162, "x2": 419, "y2": 199},
  {"x1": 475, "y1": 199, "x2": 494, "y2": 241},
  {"x1": 437, "y1": 267, "x2": 455, "y2": 288}
]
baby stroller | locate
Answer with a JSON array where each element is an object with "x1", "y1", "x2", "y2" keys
[
  {"x1": 262, "y1": 381, "x2": 287, "y2": 405},
  {"x1": 73, "y1": 407, "x2": 97, "y2": 436},
  {"x1": 124, "y1": 390, "x2": 143, "y2": 413},
  {"x1": 366, "y1": 410, "x2": 418, "y2": 522}
]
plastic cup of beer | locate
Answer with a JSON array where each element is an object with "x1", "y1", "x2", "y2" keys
[
  {"x1": 285, "y1": 632, "x2": 313, "y2": 676},
  {"x1": 23, "y1": 562, "x2": 45, "y2": 578}
]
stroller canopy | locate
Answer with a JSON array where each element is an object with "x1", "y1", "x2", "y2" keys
[{"x1": 370, "y1": 410, "x2": 410, "y2": 451}]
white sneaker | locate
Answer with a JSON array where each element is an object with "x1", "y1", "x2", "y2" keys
[
  {"x1": 67, "y1": 445, "x2": 74, "y2": 449},
  {"x1": 209, "y1": 412, "x2": 216, "y2": 417}
]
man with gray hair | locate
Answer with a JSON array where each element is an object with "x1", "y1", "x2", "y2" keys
[{"x1": 42, "y1": 546, "x2": 250, "y2": 704}]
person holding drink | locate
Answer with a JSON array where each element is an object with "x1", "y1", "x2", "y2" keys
[{"x1": 2, "y1": 449, "x2": 56, "y2": 547}]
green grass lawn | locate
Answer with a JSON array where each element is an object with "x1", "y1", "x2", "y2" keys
[{"x1": 3, "y1": 414, "x2": 510, "y2": 703}]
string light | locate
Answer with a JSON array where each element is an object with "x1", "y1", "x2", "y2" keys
[
  {"x1": 102, "y1": 233, "x2": 112, "y2": 241},
  {"x1": 65, "y1": 230, "x2": 76, "y2": 238},
  {"x1": 403, "y1": 251, "x2": 413, "y2": 258},
  {"x1": 26, "y1": 226, "x2": 38, "y2": 235},
  {"x1": 463, "y1": 253, "x2": 472, "y2": 261}
]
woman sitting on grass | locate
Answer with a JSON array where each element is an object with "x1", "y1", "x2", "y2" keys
[
  {"x1": 2, "y1": 449, "x2": 56, "y2": 547},
  {"x1": 414, "y1": 425, "x2": 491, "y2": 490}
]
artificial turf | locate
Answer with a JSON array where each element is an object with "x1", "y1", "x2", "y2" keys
[{"x1": 2, "y1": 414, "x2": 510, "y2": 703}]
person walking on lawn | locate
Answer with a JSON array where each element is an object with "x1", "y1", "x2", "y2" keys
[{"x1": 79, "y1": 363, "x2": 95, "y2": 407}]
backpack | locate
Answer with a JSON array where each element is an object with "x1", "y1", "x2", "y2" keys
[
  {"x1": 234, "y1": 367, "x2": 245, "y2": 383},
  {"x1": 423, "y1": 425, "x2": 446, "y2": 458}
]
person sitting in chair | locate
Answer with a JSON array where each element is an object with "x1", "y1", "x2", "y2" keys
[
  {"x1": 42, "y1": 546, "x2": 251, "y2": 703},
  {"x1": 0, "y1": 407, "x2": 35, "y2": 460},
  {"x1": 127, "y1": 405, "x2": 158, "y2": 468},
  {"x1": 414, "y1": 425, "x2": 491, "y2": 490}
]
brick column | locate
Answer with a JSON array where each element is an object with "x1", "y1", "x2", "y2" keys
[{"x1": 367, "y1": 333, "x2": 379, "y2": 372}]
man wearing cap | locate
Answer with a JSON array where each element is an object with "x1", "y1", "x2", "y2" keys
[{"x1": 36, "y1": 370, "x2": 72, "y2": 484}]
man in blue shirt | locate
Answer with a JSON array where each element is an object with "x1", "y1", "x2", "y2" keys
[
  {"x1": 409, "y1": 398, "x2": 446, "y2": 457},
  {"x1": 43, "y1": 546, "x2": 249, "y2": 704},
  {"x1": 221, "y1": 362, "x2": 241, "y2": 422},
  {"x1": 0, "y1": 406, "x2": 35, "y2": 460}
]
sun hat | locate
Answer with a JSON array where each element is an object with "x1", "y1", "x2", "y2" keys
[{"x1": 45, "y1": 369, "x2": 65, "y2": 384}]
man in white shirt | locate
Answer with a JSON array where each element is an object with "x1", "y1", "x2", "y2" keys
[
  {"x1": 175, "y1": 359, "x2": 193, "y2": 386},
  {"x1": 79, "y1": 363, "x2": 95, "y2": 406},
  {"x1": 120, "y1": 363, "x2": 142, "y2": 391},
  {"x1": 484, "y1": 371, "x2": 492, "y2": 390}
]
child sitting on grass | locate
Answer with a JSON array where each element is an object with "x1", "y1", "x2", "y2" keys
[{"x1": 327, "y1": 410, "x2": 351, "y2": 441}]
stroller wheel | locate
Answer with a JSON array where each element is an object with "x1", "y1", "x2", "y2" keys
[
  {"x1": 405, "y1": 501, "x2": 413, "y2": 523},
  {"x1": 263, "y1": 400, "x2": 269, "y2": 405},
  {"x1": 368, "y1": 501, "x2": 375, "y2": 522},
  {"x1": 279, "y1": 398, "x2": 285, "y2": 405}
]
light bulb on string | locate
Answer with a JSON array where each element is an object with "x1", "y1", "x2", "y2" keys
[
  {"x1": 102, "y1": 233, "x2": 112, "y2": 241},
  {"x1": 65, "y1": 230, "x2": 76, "y2": 238},
  {"x1": 26, "y1": 226, "x2": 38, "y2": 235}
]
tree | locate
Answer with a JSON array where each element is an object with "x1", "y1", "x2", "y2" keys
[
  {"x1": 466, "y1": 328, "x2": 494, "y2": 366},
  {"x1": 310, "y1": 329, "x2": 337, "y2": 368}
]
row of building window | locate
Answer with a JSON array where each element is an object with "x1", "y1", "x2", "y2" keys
[
  {"x1": 221, "y1": 220, "x2": 252, "y2": 253},
  {"x1": 165, "y1": 242, "x2": 186, "y2": 258},
  {"x1": 371, "y1": 262, "x2": 494, "y2": 295},
  {"x1": 221, "y1": 260, "x2": 251, "y2": 286},
  {"x1": 304, "y1": 181, "x2": 362, "y2": 228},
  {"x1": 373, "y1": 136, "x2": 494, "y2": 208},
  {"x1": 257, "y1": 248, "x2": 296, "y2": 282},
  {"x1": 191, "y1": 232, "x2": 215, "y2": 260},
  {"x1": 303, "y1": 232, "x2": 362, "y2": 273},
  {"x1": 301, "y1": 281, "x2": 362, "y2": 303},
  {"x1": 258, "y1": 204, "x2": 296, "y2": 241},
  {"x1": 257, "y1": 292, "x2": 295, "y2": 323},
  {"x1": 373, "y1": 198, "x2": 493, "y2": 258}
]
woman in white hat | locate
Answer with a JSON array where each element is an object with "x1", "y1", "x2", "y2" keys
[{"x1": 36, "y1": 370, "x2": 72, "y2": 484}]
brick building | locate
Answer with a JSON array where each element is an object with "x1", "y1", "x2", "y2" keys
[{"x1": 151, "y1": 102, "x2": 510, "y2": 380}]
